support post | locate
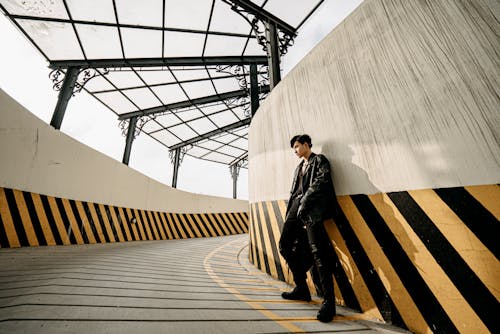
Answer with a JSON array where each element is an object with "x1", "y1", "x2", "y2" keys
[
  {"x1": 265, "y1": 21, "x2": 281, "y2": 89},
  {"x1": 50, "y1": 66, "x2": 79, "y2": 129},
  {"x1": 249, "y1": 63, "x2": 259, "y2": 117},
  {"x1": 122, "y1": 116, "x2": 138, "y2": 165},
  {"x1": 230, "y1": 164, "x2": 239, "y2": 199},
  {"x1": 172, "y1": 148, "x2": 181, "y2": 188}
]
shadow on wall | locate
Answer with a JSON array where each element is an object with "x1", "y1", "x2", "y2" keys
[{"x1": 322, "y1": 141, "x2": 416, "y2": 327}]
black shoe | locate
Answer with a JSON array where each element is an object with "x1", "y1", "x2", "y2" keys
[
  {"x1": 281, "y1": 286, "x2": 311, "y2": 302},
  {"x1": 317, "y1": 300, "x2": 336, "y2": 322}
]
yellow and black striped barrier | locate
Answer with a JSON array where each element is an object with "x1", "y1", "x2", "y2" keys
[
  {"x1": 248, "y1": 184, "x2": 499, "y2": 334},
  {"x1": 0, "y1": 187, "x2": 248, "y2": 248}
]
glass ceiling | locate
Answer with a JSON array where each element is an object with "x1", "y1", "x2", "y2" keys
[{"x1": 0, "y1": 0, "x2": 324, "y2": 166}]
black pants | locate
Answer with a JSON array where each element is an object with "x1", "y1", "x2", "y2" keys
[{"x1": 279, "y1": 197, "x2": 335, "y2": 301}]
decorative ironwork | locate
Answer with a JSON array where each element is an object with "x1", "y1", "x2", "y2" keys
[
  {"x1": 49, "y1": 69, "x2": 65, "y2": 91},
  {"x1": 223, "y1": 0, "x2": 295, "y2": 56},
  {"x1": 258, "y1": 64, "x2": 269, "y2": 87},
  {"x1": 229, "y1": 159, "x2": 246, "y2": 179},
  {"x1": 168, "y1": 146, "x2": 191, "y2": 166},
  {"x1": 226, "y1": 95, "x2": 251, "y2": 117},
  {"x1": 74, "y1": 68, "x2": 109, "y2": 93},
  {"x1": 119, "y1": 115, "x2": 157, "y2": 139},
  {"x1": 49, "y1": 68, "x2": 109, "y2": 95},
  {"x1": 215, "y1": 65, "x2": 248, "y2": 91}
]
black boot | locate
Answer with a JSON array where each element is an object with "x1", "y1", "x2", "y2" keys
[
  {"x1": 281, "y1": 285, "x2": 311, "y2": 302},
  {"x1": 317, "y1": 299, "x2": 336, "y2": 322}
]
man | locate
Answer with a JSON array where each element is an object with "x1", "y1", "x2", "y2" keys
[{"x1": 279, "y1": 134, "x2": 338, "y2": 323}]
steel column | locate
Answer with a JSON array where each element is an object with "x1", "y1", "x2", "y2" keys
[
  {"x1": 230, "y1": 164, "x2": 239, "y2": 199},
  {"x1": 171, "y1": 148, "x2": 181, "y2": 188},
  {"x1": 265, "y1": 21, "x2": 281, "y2": 89},
  {"x1": 122, "y1": 116, "x2": 138, "y2": 165},
  {"x1": 50, "y1": 66, "x2": 79, "y2": 129},
  {"x1": 249, "y1": 63, "x2": 259, "y2": 117}
]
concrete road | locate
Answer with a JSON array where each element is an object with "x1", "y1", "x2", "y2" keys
[{"x1": 0, "y1": 234, "x2": 409, "y2": 333}]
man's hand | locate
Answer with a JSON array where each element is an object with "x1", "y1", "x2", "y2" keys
[{"x1": 297, "y1": 204, "x2": 311, "y2": 225}]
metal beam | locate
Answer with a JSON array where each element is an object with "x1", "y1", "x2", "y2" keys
[
  {"x1": 171, "y1": 148, "x2": 181, "y2": 188},
  {"x1": 118, "y1": 85, "x2": 270, "y2": 120},
  {"x1": 266, "y1": 22, "x2": 281, "y2": 89},
  {"x1": 169, "y1": 118, "x2": 251, "y2": 150},
  {"x1": 122, "y1": 116, "x2": 138, "y2": 165},
  {"x1": 49, "y1": 56, "x2": 268, "y2": 70},
  {"x1": 230, "y1": 152, "x2": 248, "y2": 166},
  {"x1": 249, "y1": 63, "x2": 259, "y2": 117},
  {"x1": 50, "y1": 66, "x2": 79, "y2": 129},
  {"x1": 228, "y1": 0, "x2": 297, "y2": 36}
]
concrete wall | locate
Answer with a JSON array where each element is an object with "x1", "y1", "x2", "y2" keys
[
  {"x1": 249, "y1": 0, "x2": 499, "y2": 202},
  {"x1": 0, "y1": 88, "x2": 248, "y2": 214},
  {"x1": 248, "y1": 1, "x2": 499, "y2": 333}
]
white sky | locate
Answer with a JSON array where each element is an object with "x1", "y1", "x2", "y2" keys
[{"x1": 0, "y1": 0, "x2": 363, "y2": 200}]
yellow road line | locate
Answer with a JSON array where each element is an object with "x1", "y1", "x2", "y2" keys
[{"x1": 204, "y1": 237, "x2": 307, "y2": 333}]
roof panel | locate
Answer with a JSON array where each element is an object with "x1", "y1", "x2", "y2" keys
[
  {"x1": 140, "y1": 119, "x2": 163, "y2": 134},
  {"x1": 202, "y1": 151, "x2": 235, "y2": 164},
  {"x1": 151, "y1": 84, "x2": 187, "y2": 105},
  {"x1": 121, "y1": 28, "x2": 162, "y2": 58},
  {"x1": 156, "y1": 113, "x2": 182, "y2": 128},
  {"x1": 103, "y1": 70, "x2": 145, "y2": 89},
  {"x1": 217, "y1": 144, "x2": 246, "y2": 157},
  {"x1": 209, "y1": 112, "x2": 239, "y2": 128},
  {"x1": 94, "y1": 91, "x2": 138, "y2": 115},
  {"x1": 137, "y1": 69, "x2": 176, "y2": 86},
  {"x1": 150, "y1": 130, "x2": 181, "y2": 147},
  {"x1": 2, "y1": 0, "x2": 68, "y2": 19},
  {"x1": 67, "y1": 0, "x2": 115, "y2": 23},
  {"x1": 263, "y1": 0, "x2": 319, "y2": 27},
  {"x1": 164, "y1": 0, "x2": 211, "y2": 30},
  {"x1": 181, "y1": 80, "x2": 216, "y2": 100},
  {"x1": 169, "y1": 123, "x2": 198, "y2": 141},
  {"x1": 209, "y1": 0, "x2": 251, "y2": 35},
  {"x1": 187, "y1": 117, "x2": 217, "y2": 134},
  {"x1": 122, "y1": 87, "x2": 161, "y2": 109},
  {"x1": 16, "y1": 19, "x2": 83, "y2": 60},
  {"x1": 204, "y1": 34, "x2": 249, "y2": 57},
  {"x1": 173, "y1": 68, "x2": 210, "y2": 81},
  {"x1": 186, "y1": 146, "x2": 211, "y2": 157},
  {"x1": 198, "y1": 103, "x2": 229, "y2": 115},
  {"x1": 177, "y1": 108, "x2": 205, "y2": 122},
  {"x1": 198, "y1": 140, "x2": 223, "y2": 151},
  {"x1": 116, "y1": 0, "x2": 163, "y2": 27},
  {"x1": 164, "y1": 31, "x2": 205, "y2": 57},
  {"x1": 212, "y1": 76, "x2": 243, "y2": 93},
  {"x1": 75, "y1": 24, "x2": 122, "y2": 59},
  {"x1": 84, "y1": 74, "x2": 115, "y2": 92}
]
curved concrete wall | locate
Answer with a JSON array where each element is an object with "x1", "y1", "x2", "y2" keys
[
  {"x1": 249, "y1": 0, "x2": 499, "y2": 202},
  {"x1": 248, "y1": 1, "x2": 499, "y2": 333},
  {"x1": 0, "y1": 88, "x2": 248, "y2": 214}
]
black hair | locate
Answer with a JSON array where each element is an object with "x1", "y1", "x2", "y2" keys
[{"x1": 290, "y1": 134, "x2": 312, "y2": 148}]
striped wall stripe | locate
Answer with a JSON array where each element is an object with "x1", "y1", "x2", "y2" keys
[
  {"x1": 0, "y1": 187, "x2": 248, "y2": 248},
  {"x1": 369, "y1": 193, "x2": 489, "y2": 333},
  {"x1": 351, "y1": 194, "x2": 456, "y2": 333},
  {"x1": 248, "y1": 184, "x2": 499, "y2": 334}
]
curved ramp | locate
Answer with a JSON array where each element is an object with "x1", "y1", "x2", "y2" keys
[{"x1": 0, "y1": 235, "x2": 407, "y2": 333}]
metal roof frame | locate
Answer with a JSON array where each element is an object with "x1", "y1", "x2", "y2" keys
[{"x1": 0, "y1": 0, "x2": 325, "y2": 195}]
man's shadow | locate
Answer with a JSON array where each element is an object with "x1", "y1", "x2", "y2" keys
[{"x1": 310, "y1": 141, "x2": 416, "y2": 327}]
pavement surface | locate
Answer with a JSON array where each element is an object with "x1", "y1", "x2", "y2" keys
[{"x1": 0, "y1": 234, "x2": 410, "y2": 333}]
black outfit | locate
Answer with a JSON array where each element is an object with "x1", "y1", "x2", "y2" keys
[{"x1": 279, "y1": 153, "x2": 338, "y2": 305}]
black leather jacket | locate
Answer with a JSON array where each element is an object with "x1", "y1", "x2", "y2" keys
[{"x1": 287, "y1": 153, "x2": 338, "y2": 223}]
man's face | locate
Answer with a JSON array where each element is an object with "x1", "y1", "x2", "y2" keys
[{"x1": 292, "y1": 141, "x2": 309, "y2": 159}]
